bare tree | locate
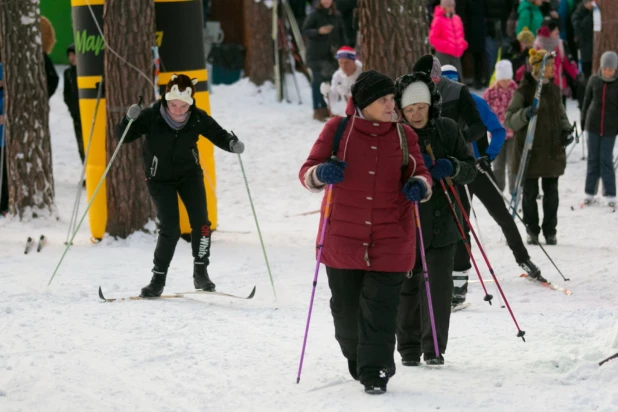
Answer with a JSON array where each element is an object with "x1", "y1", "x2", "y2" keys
[
  {"x1": 592, "y1": 0, "x2": 618, "y2": 73},
  {"x1": 0, "y1": 0, "x2": 55, "y2": 218},
  {"x1": 357, "y1": 0, "x2": 430, "y2": 80},
  {"x1": 243, "y1": 0, "x2": 274, "y2": 85},
  {"x1": 103, "y1": 0, "x2": 156, "y2": 238}
]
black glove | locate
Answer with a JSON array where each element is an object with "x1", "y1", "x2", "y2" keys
[
  {"x1": 525, "y1": 106, "x2": 538, "y2": 120},
  {"x1": 561, "y1": 132, "x2": 575, "y2": 147},
  {"x1": 127, "y1": 104, "x2": 141, "y2": 120},
  {"x1": 476, "y1": 156, "x2": 492, "y2": 174}
]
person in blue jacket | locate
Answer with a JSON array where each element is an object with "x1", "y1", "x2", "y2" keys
[
  {"x1": 0, "y1": 61, "x2": 7, "y2": 215},
  {"x1": 442, "y1": 65, "x2": 545, "y2": 306}
]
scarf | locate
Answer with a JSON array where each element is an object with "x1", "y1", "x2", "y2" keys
[{"x1": 160, "y1": 104, "x2": 190, "y2": 130}]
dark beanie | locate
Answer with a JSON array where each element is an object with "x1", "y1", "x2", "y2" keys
[
  {"x1": 413, "y1": 54, "x2": 435, "y2": 75},
  {"x1": 351, "y1": 70, "x2": 396, "y2": 110},
  {"x1": 67, "y1": 44, "x2": 76, "y2": 55}
]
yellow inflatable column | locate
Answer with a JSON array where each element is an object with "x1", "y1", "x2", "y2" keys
[
  {"x1": 71, "y1": 0, "x2": 107, "y2": 241},
  {"x1": 155, "y1": 0, "x2": 218, "y2": 231}
]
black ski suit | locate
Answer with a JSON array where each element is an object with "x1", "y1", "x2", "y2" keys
[
  {"x1": 394, "y1": 73, "x2": 477, "y2": 363},
  {"x1": 115, "y1": 99, "x2": 236, "y2": 272}
]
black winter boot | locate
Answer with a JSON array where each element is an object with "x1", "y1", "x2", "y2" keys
[
  {"x1": 140, "y1": 266, "x2": 167, "y2": 297},
  {"x1": 193, "y1": 261, "x2": 216, "y2": 291},
  {"x1": 520, "y1": 259, "x2": 548, "y2": 283}
]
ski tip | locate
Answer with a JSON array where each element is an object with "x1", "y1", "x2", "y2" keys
[
  {"x1": 98, "y1": 286, "x2": 106, "y2": 301},
  {"x1": 247, "y1": 286, "x2": 257, "y2": 299}
]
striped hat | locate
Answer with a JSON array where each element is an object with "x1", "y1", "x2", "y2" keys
[{"x1": 336, "y1": 46, "x2": 356, "y2": 60}]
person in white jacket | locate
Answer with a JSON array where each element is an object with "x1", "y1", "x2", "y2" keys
[{"x1": 320, "y1": 46, "x2": 363, "y2": 116}]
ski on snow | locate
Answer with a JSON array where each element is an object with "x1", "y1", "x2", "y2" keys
[
  {"x1": 98, "y1": 286, "x2": 256, "y2": 302},
  {"x1": 520, "y1": 273, "x2": 572, "y2": 295},
  {"x1": 451, "y1": 303, "x2": 471, "y2": 312}
]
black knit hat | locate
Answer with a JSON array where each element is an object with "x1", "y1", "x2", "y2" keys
[
  {"x1": 67, "y1": 44, "x2": 75, "y2": 55},
  {"x1": 351, "y1": 70, "x2": 396, "y2": 110}
]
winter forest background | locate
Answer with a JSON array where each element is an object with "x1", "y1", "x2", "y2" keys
[{"x1": 1, "y1": 0, "x2": 618, "y2": 410}]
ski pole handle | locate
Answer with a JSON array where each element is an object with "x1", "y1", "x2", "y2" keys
[{"x1": 425, "y1": 143, "x2": 454, "y2": 187}]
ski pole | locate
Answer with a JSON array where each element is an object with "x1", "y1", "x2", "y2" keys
[
  {"x1": 233, "y1": 134, "x2": 277, "y2": 300},
  {"x1": 478, "y1": 166, "x2": 570, "y2": 282},
  {"x1": 426, "y1": 145, "x2": 526, "y2": 342},
  {"x1": 463, "y1": 185, "x2": 505, "y2": 309},
  {"x1": 423, "y1": 144, "x2": 493, "y2": 305},
  {"x1": 0, "y1": 125, "x2": 5, "y2": 214},
  {"x1": 413, "y1": 201, "x2": 440, "y2": 359},
  {"x1": 297, "y1": 180, "x2": 334, "y2": 384},
  {"x1": 65, "y1": 78, "x2": 104, "y2": 245},
  {"x1": 48, "y1": 111, "x2": 138, "y2": 287}
]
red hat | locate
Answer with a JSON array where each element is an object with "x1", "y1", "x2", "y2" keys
[{"x1": 336, "y1": 46, "x2": 356, "y2": 60}]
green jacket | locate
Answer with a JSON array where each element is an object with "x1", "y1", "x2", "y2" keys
[
  {"x1": 516, "y1": 0, "x2": 544, "y2": 36},
  {"x1": 505, "y1": 72, "x2": 572, "y2": 179}
]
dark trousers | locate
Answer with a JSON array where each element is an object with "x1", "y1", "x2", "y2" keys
[
  {"x1": 147, "y1": 172, "x2": 211, "y2": 270},
  {"x1": 0, "y1": 145, "x2": 7, "y2": 213},
  {"x1": 582, "y1": 61, "x2": 592, "y2": 80},
  {"x1": 71, "y1": 114, "x2": 85, "y2": 164},
  {"x1": 397, "y1": 243, "x2": 456, "y2": 360},
  {"x1": 522, "y1": 177, "x2": 559, "y2": 237},
  {"x1": 585, "y1": 132, "x2": 616, "y2": 198},
  {"x1": 310, "y1": 64, "x2": 327, "y2": 110},
  {"x1": 454, "y1": 171, "x2": 530, "y2": 271},
  {"x1": 326, "y1": 267, "x2": 404, "y2": 381}
]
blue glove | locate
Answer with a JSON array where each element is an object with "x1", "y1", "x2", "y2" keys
[
  {"x1": 402, "y1": 178, "x2": 427, "y2": 202},
  {"x1": 430, "y1": 158, "x2": 453, "y2": 180},
  {"x1": 422, "y1": 153, "x2": 433, "y2": 168},
  {"x1": 316, "y1": 158, "x2": 347, "y2": 184}
]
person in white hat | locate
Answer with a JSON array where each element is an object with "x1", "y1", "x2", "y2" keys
[
  {"x1": 394, "y1": 71, "x2": 476, "y2": 367},
  {"x1": 319, "y1": 46, "x2": 363, "y2": 116}
]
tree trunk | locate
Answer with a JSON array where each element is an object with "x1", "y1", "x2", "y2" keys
[
  {"x1": 103, "y1": 0, "x2": 155, "y2": 238},
  {"x1": 592, "y1": 0, "x2": 618, "y2": 73},
  {"x1": 0, "y1": 0, "x2": 55, "y2": 219},
  {"x1": 243, "y1": 0, "x2": 273, "y2": 85},
  {"x1": 358, "y1": 0, "x2": 430, "y2": 80}
]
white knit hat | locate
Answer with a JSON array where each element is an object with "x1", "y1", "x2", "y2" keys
[
  {"x1": 400, "y1": 81, "x2": 431, "y2": 108},
  {"x1": 495, "y1": 60, "x2": 514, "y2": 81}
]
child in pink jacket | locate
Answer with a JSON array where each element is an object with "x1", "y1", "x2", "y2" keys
[
  {"x1": 482, "y1": 60, "x2": 519, "y2": 194},
  {"x1": 429, "y1": 0, "x2": 468, "y2": 75}
]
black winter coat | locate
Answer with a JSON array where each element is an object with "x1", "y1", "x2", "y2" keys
[
  {"x1": 571, "y1": 3, "x2": 593, "y2": 63},
  {"x1": 302, "y1": 7, "x2": 347, "y2": 67},
  {"x1": 395, "y1": 73, "x2": 477, "y2": 249},
  {"x1": 484, "y1": 0, "x2": 513, "y2": 38},
  {"x1": 437, "y1": 78, "x2": 487, "y2": 145},
  {"x1": 116, "y1": 100, "x2": 234, "y2": 182},
  {"x1": 63, "y1": 65, "x2": 80, "y2": 120},
  {"x1": 44, "y1": 53, "x2": 59, "y2": 99},
  {"x1": 582, "y1": 72, "x2": 618, "y2": 137}
]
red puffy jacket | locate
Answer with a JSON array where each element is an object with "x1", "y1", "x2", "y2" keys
[
  {"x1": 429, "y1": 6, "x2": 468, "y2": 58},
  {"x1": 299, "y1": 99, "x2": 432, "y2": 273}
]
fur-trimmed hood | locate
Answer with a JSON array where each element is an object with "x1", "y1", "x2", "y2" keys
[{"x1": 394, "y1": 72, "x2": 442, "y2": 127}]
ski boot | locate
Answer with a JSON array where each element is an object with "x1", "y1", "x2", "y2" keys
[
  {"x1": 452, "y1": 270, "x2": 469, "y2": 306},
  {"x1": 526, "y1": 233, "x2": 539, "y2": 245},
  {"x1": 424, "y1": 353, "x2": 445, "y2": 366},
  {"x1": 402, "y1": 356, "x2": 421, "y2": 367},
  {"x1": 361, "y1": 369, "x2": 389, "y2": 395},
  {"x1": 193, "y1": 261, "x2": 216, "y2": 292},
  {"x1": 520, "y1": 259, "x2": 548, "y2": 283},
  {"x1": 140, "y1": 266, "x2": 167, "y2": 297},
  {"x1": 545, "y1": 234, "x2": 557, "y2": 246}
]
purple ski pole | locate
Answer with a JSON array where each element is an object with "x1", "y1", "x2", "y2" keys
[
  {"x1": 413, "y1": 201, "x2": 440, "y2": 359},
  {"x1": 297, "y1": 184, "x2": 334, "y2": 383}
]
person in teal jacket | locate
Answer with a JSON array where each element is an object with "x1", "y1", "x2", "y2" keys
[{"x1": 516, "y1": 0, "x2": 544, "y2": 36}]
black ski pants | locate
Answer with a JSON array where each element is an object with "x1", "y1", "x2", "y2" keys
[
  {"x1": 147, "y1": 171, "x2": 211, "y2": 271},
  {"x1": 397, "y1": 243, "x2": 456, "y2": 360},
  {"x1": 326, "y1": 267, "x2": 404, "y2": 382},
  {"x1": 71, "y1": 113, "x2": 85, "y2": 164},
  {"x1": 522, "y1": 177, "x2": 559, "y2": 238},
  {"x1": 453, "y1": 170, "x2": 530, "y2": 272}
]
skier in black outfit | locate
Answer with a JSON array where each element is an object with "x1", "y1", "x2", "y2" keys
[
  {"x1": 115, "y1": 74, "x2": 245, "y2": 297},
  {"x1": 395, "y1": 72, "x2": 477, "y2": 366},
  {"x1": 63, "y1": 44, "x2": 85, "y2": 163},
  {"x1": 413, "y1": 54, "x2": 487, "y2": 145}
]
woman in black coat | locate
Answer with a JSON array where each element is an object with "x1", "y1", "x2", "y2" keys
[
  {"x1": 302, "y1": 0, "x2": 347, "y2": 121},
  {"x1": 395, "y1": 72, "x2": 476, "y2": 366},
  {"x1": 115, "y1": 74, "x2": 245, "y2": 297}
]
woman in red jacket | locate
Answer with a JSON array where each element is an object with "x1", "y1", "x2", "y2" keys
[
  {"x1": 299, "y1": 70, "x2": 432, "y2": 395},
  {"x1": 428, "y1": 0, "x2": 468, "y2": 75}
]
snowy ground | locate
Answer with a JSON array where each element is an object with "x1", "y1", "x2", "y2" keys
[{"x1": 1, "y1": 70, "x2": 617, "y2": 412}]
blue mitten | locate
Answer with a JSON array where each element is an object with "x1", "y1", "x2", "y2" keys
[
  {"x1": 430, "y1": 158, "x2": 453, "y2": 180},
  {"x1": 316, "y1": 159, "x2": 347, "y2": 184},
  {"x1": 402, "y1": 178, "x2": 427, "y2": 202}
]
